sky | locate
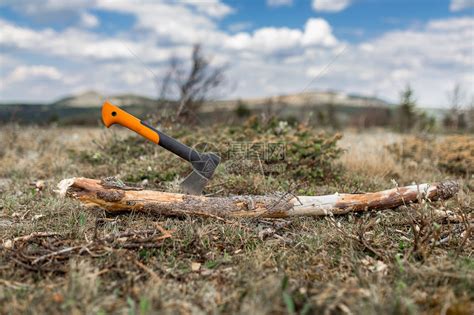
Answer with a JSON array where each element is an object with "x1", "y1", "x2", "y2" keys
[{"x1": 0, "y1": 0, "x2": 473, "y2": 107}]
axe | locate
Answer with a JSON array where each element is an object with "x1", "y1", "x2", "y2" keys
[{"x1": 101, "y1": 101, "x2": 220, "y2": 195}]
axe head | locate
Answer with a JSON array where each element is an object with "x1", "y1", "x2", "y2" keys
[{"x1": 180, "y1": 152, "x2": 220, "y2": 195}]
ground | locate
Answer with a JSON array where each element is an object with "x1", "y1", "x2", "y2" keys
[{"x1": 0, "y1": 123, "x2": 472, "y2": 315}]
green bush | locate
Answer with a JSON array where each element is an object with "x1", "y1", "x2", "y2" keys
[{"x1": 78, "y1": 119, "x2": 343, "y2": 193}]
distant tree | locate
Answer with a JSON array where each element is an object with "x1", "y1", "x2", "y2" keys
[
  {"x1": 159, "y1": 44, "x2": 227, "y2": 122},
  {"x1": 417, "y1": 111, "x2": 436, "y2": 132},
  {"x1": 443, "y1": 83, "x2": 467, "y2": 131},
  {"x1": 392, "y1": 84, "x2": 435, "y2": 132},
  {"x1": 468, "y1": 97, "x2": 474, "y2": 133},
  {"x1": 235, "y1": 99, "x2": 251, "y2": 118},
  {"x1": 316, "y1": 110, "x2": 327, "y2": 126},
  {"x1": 261, "y1": 96, "x2": 287, "y2": 125},
  {"x1": 326, "y1": 103, "x2": 340, "y2": 130},
  {"x1": 396, "y1": 84, "x2": 418, "y2": 132}
]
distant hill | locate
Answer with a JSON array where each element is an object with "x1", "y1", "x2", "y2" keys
[
  {"x1": 0, "y1": 89, "x2": 395, "y2": 126},
  {"x1": 21, "y1": 89, "x2": 390, "y2": 109},
  {"x1": 51, "y1": 90, "x2": 157, "y2": 108},
  {"x1": 2, "y1": 89, "x2": 390, "y2": 109},
  {"x1": 0, "y1": 90, "x2": 159, "y2": 125},
  {"x1": 203, "y1": 90, "x2": 391, "y2": 112}
]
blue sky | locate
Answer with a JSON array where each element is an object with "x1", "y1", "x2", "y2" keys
[
  {"x1": 223, "y1": 1, "x2": 466, "y2": 39},
  {"x1": 0, "y1": 0, "x2": 473, "y2": 107}
]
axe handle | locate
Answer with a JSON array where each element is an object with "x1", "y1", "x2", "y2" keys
[
  {"x1": 141, "y1": 120, "x2": 201, "y2": 162},
  {"x1": 101, "y1": 101, "x2": 200, "y2": 162}
]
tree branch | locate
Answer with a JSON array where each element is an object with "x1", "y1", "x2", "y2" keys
[{"x1": 57, "y1": 178, "x2": 461, "y2": 219}]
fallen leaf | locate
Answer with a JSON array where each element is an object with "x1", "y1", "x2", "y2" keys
[
  {"x1": 3, "y1": 239, "x2": 13, "y2": 249},
  {"x1": 35, "y1": 180, "x2": 46, "y2": 191},
  {"x1": 32, "y1": 214, "x2": 44, "y2": 221},
  {"x1": 201, "y1": 268, "x2": 213, "y2": 276},
  {"x1": 366, "y1": 260, "x2": 388, "y2": 275},
  {"x1": 191, "y1": 262, "x2": 201, "y2": 272},
  {"x1": 52, "y1": 292, "x2": 64, "y2": 303}
]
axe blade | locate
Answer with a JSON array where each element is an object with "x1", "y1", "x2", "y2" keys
[
  {"x1": 180, "y1": 152, "x2": 220, "y2": 195},
  {"x1": 180, "y1": 170, "x2": 209, "y2": 195}
]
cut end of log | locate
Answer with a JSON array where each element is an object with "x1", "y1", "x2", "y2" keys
[
  {"x1": 56, "y1": 178, "x2": 76, "y2": 197},
  {"x1": 434, "y1": 180, "x2": 459, "y2": 201}
]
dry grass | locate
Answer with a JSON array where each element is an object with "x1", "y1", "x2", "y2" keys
[
  {"x1": 339, "y1": 130, "x2": 402, "y2": 182},
  {"x1": 387, "y1": 135, "x2": 474, "y2": 178},
  {"x1": 0, "y1": 125, "x2": 472, "y2": 315}
]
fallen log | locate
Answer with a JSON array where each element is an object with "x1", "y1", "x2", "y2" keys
[{"x1": 57, "y1": 178, "x2": 460, "y2": 219}]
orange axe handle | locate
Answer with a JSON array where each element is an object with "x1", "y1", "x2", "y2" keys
[
  {"x1": 101, "y1": 101, "x2": 159, "y2": 143},
  {"x1": 101, "y1": 100, "x2": 210, "y2": 168},
  {"x1": 101, "y1": 100, "x2": 221, "y2": 195}
]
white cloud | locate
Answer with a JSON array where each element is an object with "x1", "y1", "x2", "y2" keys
[
  {"x1": 312, "y1": 0, "x2": 351, "y2": 12},
  {"x1": 95, "y1": 0, "x2": 227, "y2": 46},
  {"x1": 226, "y1": 18, "x2": 338, "y2": 54},
  {"x1": 427, "y1": 16, "x2": 474, "y2": 30},
  {"x1": 0, "y1": 0, "x2": 95, "y2": 14},
  {"x1": 1, "y1": 0, "x2": 231, "y2": 33},
  {"x1": 0, "y1": 19, "x2": 180, "y2": 62},
  {"x1": 181, "y1": 0, "x2": 234, "y2": 18},
  {"x1": 0, "y1": 0, "x2": 472, "y2": 108},
  {"x1": 228, "y1": 22, "x2": 253, "y2": 33},
  {"x1": 225, "y1": 16, "x2": 474, "y2": 106},
  {"x1": 302, "y1": 18, "x2": 337, "y2": 46},
  {"x1": 0, "y1": 0, "x2": 97, "y2": 27},
  {"x1": 267, "y1": 0, "x2": 293, "y2": 7},
  {"x1": 80, "y1": 11, "x2": 99, "y2": 28},
  {"x1": 450, "y1": 0, "x2": 474, "y2": 11},
  {"x1": 231, "y1": 27, "x2": 302, "y2": 53},
  {"x1": 326, "y1": 16, "x2": 474, "y2": 105},
  {"x1": 3, "y1": 65, "x2": 62, "y2": 85},
  {"x1": 0, "y1": 0, "x2": 234, "y2": 56}
]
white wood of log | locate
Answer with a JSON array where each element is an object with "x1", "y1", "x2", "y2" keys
[{"x1": 57, "y1": 178, "x2": 459, "y2": 218}]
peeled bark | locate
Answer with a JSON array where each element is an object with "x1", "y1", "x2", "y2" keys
[{"x1": 57, "y1": 178, "x2": 459, "y2": 218}]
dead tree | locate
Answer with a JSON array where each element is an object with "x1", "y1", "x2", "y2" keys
[
  {"x1": 58, "y1": 178, "x2": 460, "y2": 220},
  {"x1": 160, "y1": 44, "x2": 227, "y2": 122}
]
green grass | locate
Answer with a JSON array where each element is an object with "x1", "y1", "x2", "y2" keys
[{"x1": 0, "y1": 123, "x2": 472, "y2": 314}]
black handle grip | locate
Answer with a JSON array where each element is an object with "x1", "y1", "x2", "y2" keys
[{"x1": 140, "y1": 121, "x2": 200, "y2": 162}]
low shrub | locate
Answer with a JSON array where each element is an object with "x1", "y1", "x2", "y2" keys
[{"x1": 387, "y1": 135, "x2": 473, "y2": 176}]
